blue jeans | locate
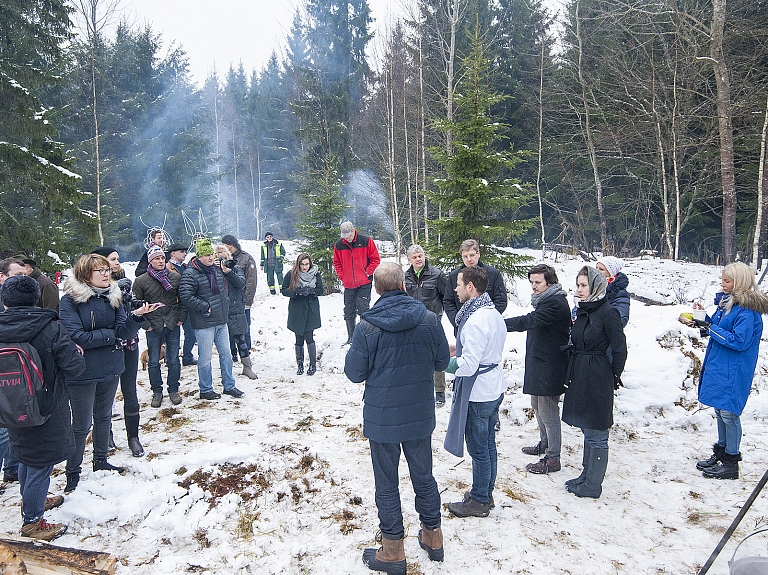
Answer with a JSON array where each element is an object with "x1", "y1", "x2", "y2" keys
[
  {"x1": 182, "y1": 318, "x2": 197, "y2": 363},
  {"x1": 369, "y1": 436, "x2": 441, "y2": 539},
  {"x1": 146, "y1": 327, "x2": 181, "y2": 393},
  {"x1": 465, "y1": 394, "x2": 504, "y2": 505},
  {"x1": 582, "y1": 428, "x2": 610, "y2": 449},
  {"x1": 715, "y1": 408, "x2": 742, "y2": 455},
  {"x1": 0, "y1": 428, "x2": 19, "y2": 476},
  {"x1": 66, "y1": 377, "x2": 120, "y2": 473},
  {"x1": 19, "y1": 464, "x2": 54, "y2": 524},
  {"x1": 195, "y1": 324, "x2": 236, "y2": 393}
]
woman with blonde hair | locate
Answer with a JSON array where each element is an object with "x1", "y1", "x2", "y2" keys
[
  {"x1": 281, "y1": 253, "x2": 323, "y2": 375},
  {"x1": 694, "y1": 262, "x2": 768, "y2": 479}
]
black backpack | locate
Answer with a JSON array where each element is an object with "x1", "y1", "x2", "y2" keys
[{"x1": 0, "y1": 342, "x2": 49, "y2": 428}]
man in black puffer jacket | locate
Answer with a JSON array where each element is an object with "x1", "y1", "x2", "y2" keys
[
  {"x1": 0, "y1": 276, "x2": 85, "y2": 540},
  {"x1": 345, "y1": 263, "x2": 450, "y2": 573},
  {"x1": 179, "y1": 238, "x2": 243, "y2": 400}
]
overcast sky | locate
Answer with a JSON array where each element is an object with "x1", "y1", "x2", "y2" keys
[{"x1": 124, "y1": 0, "x2": 398, "y2": 87}]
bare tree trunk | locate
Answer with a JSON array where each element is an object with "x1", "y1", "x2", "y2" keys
[
  {"x1": 445, "y1": 0, "x2": 462, "y2": 154},
  {"x1": 232, "y1": 124, "x2": 239, "y2": 237},
  {"x1": 537, "y1": 35, "x2": 546, "y2": 259},
  {"x1": 575, "y1": 0, "x2": 608, "y2": 254},
  {"x1": 249, "y1": 146, "x2": 265, "y2": 241},
  {"x1": 418, "y1": 22, "x2": 429, "y2": 243},
  {"x1": 672, "y1": 45, "x2": 682, "y2": 261},
  {"x1": 403, "y1": 62, "x2": 415, "y2": 245},
  {"x1": 652, "y1": 55, "x2": 673, "y2": 258},
  {"x1": 752, "y1": 95, "x2": 768, "y2": 267},
  {"x1": 386, "y1": 54, "x2": 401, "y2": 256},
  {"x1": 90, "y1": 43, "x2": 103, "y2": 246}
]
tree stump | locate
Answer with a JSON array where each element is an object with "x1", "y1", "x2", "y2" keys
[{"x1": 0, "y1": 537, "x2": 116, "y2": 575}]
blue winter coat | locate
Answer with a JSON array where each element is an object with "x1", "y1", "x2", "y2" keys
[
  {"x1": 344, "y1": 290, "x2": 450, "y2": 444},
  {"x1": 606, "y1": 272, "x2": 630, "y2": 327},
  {"x1": 698, "y1": 290, "x2": 768, "y2": 415}
]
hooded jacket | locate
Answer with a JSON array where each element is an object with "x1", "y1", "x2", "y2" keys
[
  {"x1": 178, "y1": 258, "x2": 230, "y2": 330},
  {"x1": 59, "y1": 277, "x2": 143, "y2": 384},
  {"x1": 698, "y1": 289, "x2": 768, "y2": 415},
  {"x1": 344, "y1": 290, "x2": 450, "y2": 443}
]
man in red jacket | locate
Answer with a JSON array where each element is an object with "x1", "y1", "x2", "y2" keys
[{"x1": 333, "y1": 221, "x2": 381, "y2": 345}]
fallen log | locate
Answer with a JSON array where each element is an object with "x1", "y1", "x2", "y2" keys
[{"x1": 0, "y1": 537, "x2": 116, "y2": 575}]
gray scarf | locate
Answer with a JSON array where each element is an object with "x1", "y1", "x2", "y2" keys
[
  {"x1": 298, "y1": 265, "x2": 318, "y2": 289},
  {"x1": 530, "y1": 282, "x2": 566, "y2": 309}
]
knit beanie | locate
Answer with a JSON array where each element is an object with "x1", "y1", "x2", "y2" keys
[
  {"x1": 195, "y1": 237, "x2": 214, "y2": 257},
  {"x1": 263, "y1": 232, "x2": 274, "y2": 239},
  {"x1": 596, "y1": 256, "x2": 624, "y2": 278},
  {"x1": 1, "y1": 275, "x2": 40, "y2": 307},
  {"x1": 147, "y1": 245, "x2": 165, "y2": 263},
  {"x1": 222, "y1": 234, "x2": 239, "y2": 247},
  {"x1": 91, "y1": 246, "x2": 118, "y2": 259}
]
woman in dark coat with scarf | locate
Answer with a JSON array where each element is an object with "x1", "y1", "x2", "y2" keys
[
  {"x1": 282, "y1": 253, "x2": 323, "y2": 376},
  {"x1": 0, "y1": 276, "x2": 86, "y2": 540},
  {"x1": 59, "y1": 254, "x2": 158, "y2": 494},
  {"x1": 562, "y1": 266, "x2": 627, "y2": 499}
]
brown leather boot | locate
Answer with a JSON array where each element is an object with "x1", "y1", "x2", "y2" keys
[
  {"x1": 362, "y1": 534, "x2": 406, "y2": 574},
  {"x1": 418, "y1": 523, "x2": 444, "y2": 562}
]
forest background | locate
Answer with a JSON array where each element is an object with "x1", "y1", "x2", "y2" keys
[{"x1": 2, "y1": 0, "x2": 768, "y2": 286}]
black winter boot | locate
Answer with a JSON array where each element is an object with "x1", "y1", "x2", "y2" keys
[
  {"x1": 568, "y1": 447, "x2": 608, "y2": 499},
  {"x1": 295, "y1": 345, "x2": 304, "y2": 375},
  {"x1": 362, "y1": 534, "x2": 406, "y2": 574},
  {"x1": 702, "y1": 452, "x2": 740, "y2": 480},
  {"x1": 696, "y1": 443, "x2": 725, "y2": 471},
  {"x1": 93, "y1": 459, "x2": 126, "y2": 474},
  {"x1": 64, "y1": 473, "x2": 79, "y2": 494},
  {"x1": 307, "y1": 343, "x2": 317, "y2": 375},
  {"x1": 566, "y1": 443, "x2": 591, "y2": 488},
  {"x1": 344, "y1": 318, "x2": 356, "y2": 346}
]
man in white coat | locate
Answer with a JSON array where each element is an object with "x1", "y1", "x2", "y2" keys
[{"x1": 443, "y1": 265, "x2": 507, "y2": 517}]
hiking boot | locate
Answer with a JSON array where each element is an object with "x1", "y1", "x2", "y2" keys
[
  {"x1": 464, "y1": 489, "x2": 495, "y2": 509},
  {"x1": 362, "y1": 534, "x2": 406, "y2": 574},
  {"x1": 20, "y1": 518, "x2": 67, "y2": 541},
  {"x1": 199, "y1": 391, "x2": 221, "y2": 400},
  {"x1": 448, "y1": 496, "x2": 491, "y2": 518},
  {"x1": 128, "y1": 437, "x2": 144, "y2": 458},
  {"x1": 64, "y1": 473, "x2": 79, "y2": 494},
  {"x1": 435, "y1": 392, "x2": 446, "y2": 406},
  {"x1": 169, "y1": 392, "x2": 183, "y2": 405},
  {"x1": 527, "y1": 456, "x2": 561, "y2": 474},
  {"x1": 44, "y1": 495, "x2": 64, "y2": 511},
  {"x1": 702, "y1": 452, "x2": 740, "y2": 480},
  {"x1": 93, "y1": 459, "x2": 125, "y2": 474},
  {"x1": 696, "y1": 443, "x2": 725, "y2": 471},
  {"x1": 241, "y1": 356, "x2": 259, "y2": 380},
  {"x1": 418, "y1": 523, "x2": 444, "y2": 562},
  {"x1": 151, "y1": 393, "x2": 163, "y2": 408},
  {"x1": 522, "y1": 441, "x2": 547, "y2": 456},
  {"x1": 3, "y1": 470, "x2": 18, "y2": 483},
  {"x1": 223, "y1": 387, "x2": 244, "y2": 398}
]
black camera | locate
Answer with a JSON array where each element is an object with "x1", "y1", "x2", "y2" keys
[
  {"x1": 130, "y1": 299, "x2": 148, "y2": 311},
  {"x1": 218, "y1": 258, "x2": 236, "y2": 269}
]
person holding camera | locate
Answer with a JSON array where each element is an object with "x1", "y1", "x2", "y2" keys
[
  {"x1": 282, "y1": 253, "x2": 323, "y2": 375},
  {"x1": 214, "y1": 245, "x2": 258, "y2": 380},
  {"x1": 133, "y1": 245, "x2": 187, "y2": 408}
]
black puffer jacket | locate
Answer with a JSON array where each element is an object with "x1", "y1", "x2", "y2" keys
[
  {"x1": 0, "y1": 307, "x2": 85, "y2": 466},
  {"x1": 179, "y1": 258, "x2": 230, "y2": 330},
  {"x1": 223, "y1": 264, "x2": 247, "y2": 336},
  {"x1": 404, "y1": 260, "x2": 448, "y2": 316},
  {"x1": 505, "y1": 289, "x2": 571, "y2": 396},
  {"x1": 561, "y1": 297, "x2": 627, "y2": 430},
  {"x1": 59, "y1": 278, "x2": 143, "y2": 384},
  {"x1": 132, "y1": 269, "x2": 187, "y2": 331}
]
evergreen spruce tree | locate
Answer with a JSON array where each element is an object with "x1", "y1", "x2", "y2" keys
[{"x1": 428, "y1": 23, "x2": 534, "y2": 275}]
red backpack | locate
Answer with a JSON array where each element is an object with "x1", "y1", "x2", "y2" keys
[{"x1": 0, "y1": 342, "x2": 49, "y2": 428}]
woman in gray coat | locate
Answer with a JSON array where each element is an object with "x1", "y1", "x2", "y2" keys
[{"x1": 282, "y1": 253, "x2": 323, "y2": 376}]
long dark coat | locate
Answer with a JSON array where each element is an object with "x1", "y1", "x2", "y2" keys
[
  {"x1": 224, "y1": 265, "x2": 247, "y2": 336},
  {"x1": 0, "y1": 307, "x2": 85, "y2": 467},
  {"x1": 444, "y1": 261, "x2": 507, "y2": 328},
  {"x1": 281, "y1": 272, "x2": 323, "y2": 334},
  {"x1": 562, "y1": 297, "x2": 627, "y2": 430},
  {"x1": 505, "y1": 291, "x2": 571, "y2": 396}
]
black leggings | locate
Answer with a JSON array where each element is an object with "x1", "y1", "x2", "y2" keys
[
  {"x1": 231, "y1": 333, "x2": 250, "y2": 358},
  {"x1": 295, "y1": 331, "x2": 315, "y2": 346},
  {"x1": 121, "y1": 346, "x2": 140, "y2": 439}
]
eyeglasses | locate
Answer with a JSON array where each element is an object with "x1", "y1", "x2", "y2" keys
[{"x1": 94, "y1": 268, "x2": 111, "y2": 276}]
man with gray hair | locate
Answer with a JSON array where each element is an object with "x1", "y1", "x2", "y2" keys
[
  {"x1": 333, "y1": 221, "x2": 381, "y2": 345},
  {"x1": 404, "y1": 245, "x2": 449, "y2": 406}
]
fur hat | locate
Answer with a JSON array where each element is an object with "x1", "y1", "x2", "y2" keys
[
  {"x1": 195, "y1": 237, "x2": 214, "y2": 257},
  {"x1": 222, "y1": 234, "x2": 240, "y2": 248},
  {"x1": 147, "y1": 245, "x2": 165, "y2": 263},
  {"x1": 91, "y1": 246, "x2": 118, "y2": 259},
  {"x1": 596, "y1": 256, "x2": 624, "y2": 278},
  {"x1": 166, "y1": 243, "x2": 188, "y2": 253},
  {"x1": 1, "y1": 275, "x2": 40, "y2": 307}
]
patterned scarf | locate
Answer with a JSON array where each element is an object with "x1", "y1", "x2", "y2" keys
[
  {"x1": 147, "y1": 266, "x2": 174, "y2": 292},
  {"x1": 454, "y1": 291, "x2": 494, "y2": 328},
  {"x1": 194, "y1": 258, "x2": 220, "y2": 295}
]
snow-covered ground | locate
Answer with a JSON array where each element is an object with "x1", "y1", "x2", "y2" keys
[{"x1": 3, "y1": 242, "x2": 768, "y2": 574}]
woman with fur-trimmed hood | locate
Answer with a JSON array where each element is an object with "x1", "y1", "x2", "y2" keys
[{"x1": 695, "y1": 262, "x2": 768, "y2": 480}]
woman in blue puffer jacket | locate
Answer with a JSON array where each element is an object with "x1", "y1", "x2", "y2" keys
[{"x1": 694, "y1": 262, "x2": 768, "y2": 480}]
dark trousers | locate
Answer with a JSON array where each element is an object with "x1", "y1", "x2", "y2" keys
[
  {"x1": 121, "y1": 347, "x2": 140, "y2": 439},
  {"x1": 244, "y1": 309, "x2": 252, "y2": 350},
  {"x1": 343, "y1": 283, "x2": 372, "y2": 321},
  {"x1": 230, "y1": 332, "x2": 250, "y2": 359},
  {"x1": 181, "y1": 317, "x2": 197, "y2": 363},
  {"x1": 146, "y1": 327, "x2": 181, "y2": 394},
  {"x1": 369, "y1": 436, "x2": 441, "y2": 539},
  {"x1": 67, "y1": 377, "x2": 120, "y2": 473}
]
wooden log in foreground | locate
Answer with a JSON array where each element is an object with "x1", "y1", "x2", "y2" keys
[{"x1": 0, "y1": 537, "x2": 116, "y2": 575}]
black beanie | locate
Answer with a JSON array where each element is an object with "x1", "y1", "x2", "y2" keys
[
  {"x1": 91, "y1": 246, "x2": 118, "y2": 258},
  {"x1": 221, "y1": 235, "x2": 240, "y2": 249},
  {"x1": 2, "y1": 275, "x2": 40, "y2": 307},
  {"x1": 264, "y1": 231, "x2": 274, "y2": 239}
]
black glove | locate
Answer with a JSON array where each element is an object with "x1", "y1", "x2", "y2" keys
[
  {"x1": 614, "y1": 374, "x2": 623, "y2": 390},
  {"x1": 693, "y1": 319, "x2": 711, "y2": 334}
]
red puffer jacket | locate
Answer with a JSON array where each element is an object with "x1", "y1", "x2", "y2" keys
[{"x1": 333, "y1": 232, "x2": 381, "y2": 289}]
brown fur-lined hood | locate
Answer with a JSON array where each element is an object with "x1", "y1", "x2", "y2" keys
[
  {"x1": 731, "y1": 289, "x2": 768, "y2": 315},
  {"x1": 62, "y1": 275, "x2": 123, "y2": 309}
]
